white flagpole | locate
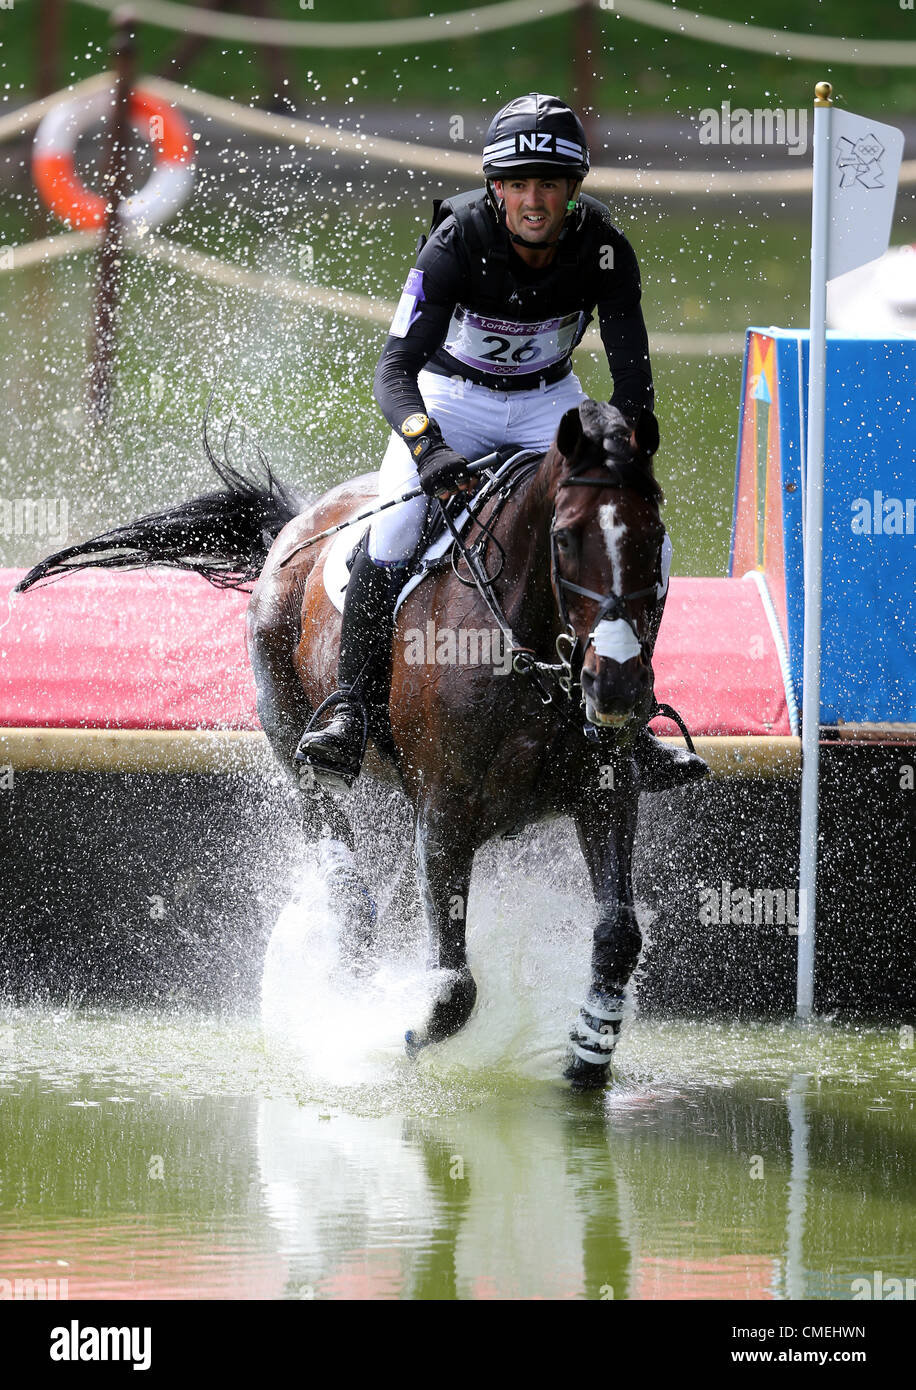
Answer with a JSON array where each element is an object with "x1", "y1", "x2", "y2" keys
[{"x1": 797, "y1": 81, "x2": 834, "y2": 1020}]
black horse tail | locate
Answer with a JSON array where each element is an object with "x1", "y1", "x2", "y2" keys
[{"x1": 15, "y1": 415, "x2": 304, "y2": 594}]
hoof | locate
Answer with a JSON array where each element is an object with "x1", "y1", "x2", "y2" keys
[
  {"x1": 563, "y1": 1050, "x2": 612, "y2": 1090},
  {"x1": 404, "y1": 967, "x2": 477, "y2": 1060}
]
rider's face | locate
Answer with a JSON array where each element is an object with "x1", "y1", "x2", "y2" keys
[{"x1": 493, "y1": 176, "x2": 572, "y2": 245}]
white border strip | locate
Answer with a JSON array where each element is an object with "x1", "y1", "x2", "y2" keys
[{"x1": 745, "y1": 568, "x2": 800, "y2": 736}]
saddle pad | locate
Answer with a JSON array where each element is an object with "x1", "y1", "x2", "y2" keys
[
  {"x1": 322, "y1": 500, "x2": 473, "y2": 618},
  {"x1": 322, "y1": 448, "x2": 541, "y2": 616}
]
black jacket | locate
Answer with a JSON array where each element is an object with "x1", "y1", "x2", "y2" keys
[{"x1": 373, "y1": 190, "x2": 654, "y2": 433}]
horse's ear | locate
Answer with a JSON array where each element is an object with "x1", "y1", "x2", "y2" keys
[
  {"x1": 633, "y1": 408, "x2": 660, "y2": 459},
  {"x1": 556, "y1": 406, "x2": 583, "y2": 460}
]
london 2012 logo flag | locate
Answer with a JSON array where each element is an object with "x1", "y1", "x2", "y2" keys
[{"x1": 826, "y1": 109, "x2": 904, "y2": 281}]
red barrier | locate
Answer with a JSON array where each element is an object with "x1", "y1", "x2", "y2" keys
[{"x1": 0, "y1": 569, "x2": 791, "y2": 737}]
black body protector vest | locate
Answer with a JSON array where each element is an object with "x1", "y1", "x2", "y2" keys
[{"x1": 417, "y1": 188, "x2": 617, "y2": 392}]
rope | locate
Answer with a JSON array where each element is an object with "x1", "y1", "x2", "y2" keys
[
  {"x1": 6, "y1": 73, "x2": 912, "y2": 197},
  {"x1": 613, "y1": 0, "x2": 916, "y2": 67},
  {"x1": 0, "y1": 71, "x2": 114, "y2": 144},
  {"x1": 143, "y1": 77, "x2": 916, "y2": 198},
  {"x1": 145, "y1": 75, "x2": 483, "y2": 178},
  {"x1": 0, "y1": 228, "x2": 744, "y2": 354},
  {"x1": 746, "y1": 568, "x2": 801, "y2": 738},
  {"x1": 74, "y1": 0, "x2": 579, "y2": 46},
  {"x1": 139, "y1": 232, "x2": 396, "y2": 325},
  {"x1": 72, "y1": 0, "x2": 916, "y2": 64},
  {"x1": 0, "y1": 230, "x2": 101, "y2": 269}
]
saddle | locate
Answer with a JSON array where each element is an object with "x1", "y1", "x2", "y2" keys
[{"x1": 321, "y1": 444, "x2": 543, "y2": 616}]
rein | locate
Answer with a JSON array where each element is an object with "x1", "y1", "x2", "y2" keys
[
  {"x1": 441, "y1": 461, "x2": 699, "y2": 752},
  {"x1": 443, "y1": 453, "x2": 662, "y2": 714},
  {"x1": 433, "y1": 452, "x2": 559, "y2": 706}
]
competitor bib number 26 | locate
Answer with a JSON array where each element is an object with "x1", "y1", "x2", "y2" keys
[{"x1": 443, "y1": 306, "x2": 581, "y2": 376}]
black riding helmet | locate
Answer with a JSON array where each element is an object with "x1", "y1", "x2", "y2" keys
[
  {"x1": 482, "y1": 94, "x2": 590, "y2": 247},
  {"x1": 483, "y1": 93, "x2": 590, "y2": 180}
]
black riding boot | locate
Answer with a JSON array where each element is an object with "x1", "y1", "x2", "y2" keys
[
  {"x1": 632, "y1": 589, "x2": 709, "y2": 792},
  {"x1": 294, "y1": 543, "x2": 406, "y2": 788},
  {"x1": 632, "y1": 725, "x2": 708, "y2": 791}
]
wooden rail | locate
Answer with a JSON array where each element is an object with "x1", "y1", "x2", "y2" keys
[{"x1": 0, "y1": 727, "x2": 802, "y2": 778}]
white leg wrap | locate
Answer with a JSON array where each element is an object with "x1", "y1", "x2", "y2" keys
[
  {"x1": 575, "y1": 1014, "x2": 620, "y2": 1049},
  {"x1": 568, "y1": 994, "x2": 626, "y2": 1067},
  {"x1": 583, "y1": 999, "x2": 625, "y2": 1023},
  {"x1": 571, "y1": 1039, "x2": 618, "y2": 1065}
]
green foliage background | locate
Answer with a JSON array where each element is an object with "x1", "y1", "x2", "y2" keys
[{"x1": 2, "y1": 1, "x2": 915, "y2": 116}]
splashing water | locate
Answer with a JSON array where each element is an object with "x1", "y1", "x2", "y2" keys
[
  {"x1": 261, "y1": 841, "x2": 438, "y2": 1087},
  {"x1": 260, "y1": 829, "x2": 599, "y2": 1091}
]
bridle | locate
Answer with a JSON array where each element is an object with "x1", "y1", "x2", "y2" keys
[
  {"x1": 549, "y1": 465, "x2": 664, "y2": 702},
  {"x1": 438, "y1": 449, "x2": 665, "y2": 718}
]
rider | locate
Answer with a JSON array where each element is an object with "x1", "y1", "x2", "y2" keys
[{"x1": 295, "y1": 93, "x2": 708, "y2": 791}]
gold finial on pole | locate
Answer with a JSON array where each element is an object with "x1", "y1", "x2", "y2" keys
[{"x1": 814, "y1": 81, "x2": 833, "y2": 105}]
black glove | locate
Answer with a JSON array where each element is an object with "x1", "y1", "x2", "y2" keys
[{"x1": 417, "y1": 440, "x2": 471, "y2": 497}]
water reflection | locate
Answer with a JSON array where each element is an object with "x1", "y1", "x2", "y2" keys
[
  {"x1": 2, "y1": 1024, "x2": 914, "y2": 1301},
  {"x1": 784, "y1": 1071, "x2": 810, "y2": 1301},
  {"x1": 253, "y1": 1067, "x2": 916, "y2": 1300}
]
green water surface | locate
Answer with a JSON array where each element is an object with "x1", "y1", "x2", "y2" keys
[{"x1": 1, "y1": 1012, "x2": 913, "y2": 1301}]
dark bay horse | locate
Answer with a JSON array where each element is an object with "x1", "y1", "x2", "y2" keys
[{"x1": 18, "y1": 399, "x2": 668, "y2": 1088}]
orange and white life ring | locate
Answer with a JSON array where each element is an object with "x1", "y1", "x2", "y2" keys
[{"x1": 33, "y1": 88, "x2": 195, "y2": 231}]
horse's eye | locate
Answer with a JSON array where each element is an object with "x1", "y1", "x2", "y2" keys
[{"x1": 554, "y1": 531, "x2": 572, "y2": 553}]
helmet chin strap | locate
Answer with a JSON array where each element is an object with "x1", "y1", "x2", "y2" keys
[
  {"x1": 490, "y1": 179, "x2": 581, "y2": 250},
  {"x1": 508, "y1": 228, "x2": 563, "y2": 249}
]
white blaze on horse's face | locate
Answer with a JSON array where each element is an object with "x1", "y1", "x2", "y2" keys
[
  {"x1": 594, "y1": 499, "x2": 642, "y2": 665},
  {"x1": 598, "y1": 498, "x2": 625, "y2": 588}
]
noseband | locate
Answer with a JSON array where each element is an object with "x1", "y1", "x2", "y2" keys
[{"x1": 549, "y1": 465, "x2": 664, "y2": 700}]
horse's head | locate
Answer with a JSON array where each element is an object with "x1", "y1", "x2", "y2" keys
[{"x1": 547, "y1": 399, "x2": 666, "y2": 731}]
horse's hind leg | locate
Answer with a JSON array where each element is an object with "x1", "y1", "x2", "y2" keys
[
  {"x1": 247, "y1": 585, "x2": 376, "y2": 963},
  {"x1": 404, "y1": 799, "x2": 478, "y2": 1057},
  {"x1": 567, "y1": 767, "x2": 642, "y2": 1089}
]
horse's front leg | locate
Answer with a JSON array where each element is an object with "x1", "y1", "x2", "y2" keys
[
  {"x1": 405, "y1": 798, "x2": 478, "y2": 1058},
  {"x1": 566, "y1": 760, "x2": 642, "y2": 1089}
]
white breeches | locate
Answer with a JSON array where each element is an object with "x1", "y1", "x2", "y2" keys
[{"x1": 367, "y1": 368, "x2": 589, "y2": 565}]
